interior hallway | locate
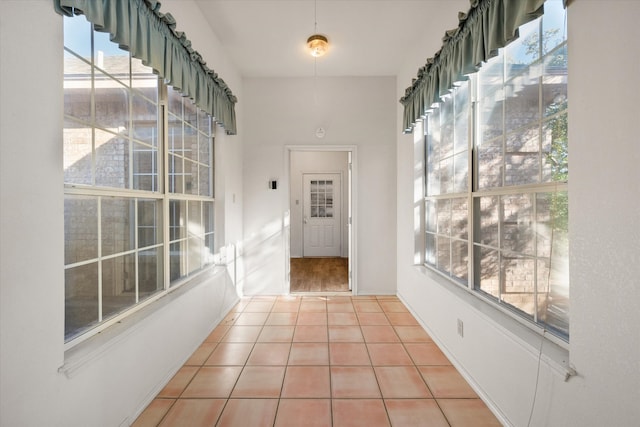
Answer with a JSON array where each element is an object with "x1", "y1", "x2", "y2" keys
[{"x1": 132, "y1": 295, "x2": 501, "y2": 426}]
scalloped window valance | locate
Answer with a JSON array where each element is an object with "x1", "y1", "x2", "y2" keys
[
  {"x1": 400, "y1": 0, "x2": 560, "y2": 133},
  {"x1": 54, "y1": 0, "x2": 237, "y2": 135}
]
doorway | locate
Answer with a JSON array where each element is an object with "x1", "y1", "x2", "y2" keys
[{"x1": 285, "y1": 146, "x2": 356, "y2": 294}]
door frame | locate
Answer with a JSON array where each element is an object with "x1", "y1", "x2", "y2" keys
[{"x1": 284, "y1": 145, "x2": 357, "y2": 294}]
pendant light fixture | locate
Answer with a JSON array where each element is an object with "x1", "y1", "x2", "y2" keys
[
  {"x1": 307, "y1": 34, "x2": 329, "y2": 57},
  {"x1": 307, "y1": 0, "x2": 328, "y2": 57}
]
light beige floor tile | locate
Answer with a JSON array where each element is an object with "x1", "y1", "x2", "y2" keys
[
  {"x1": 274, "y1": 399, "x2": 331, "y2": 427},
  {"x1": 158, "y1": 399, "x2": 225, "y2": 427},
  {"x1": 332, "y1": 399, "x2": 390, "y2": 427},
  {"x1": 216, "y1": 399, "x2": 278, "y2": 427},
  {"x1": 385, "y1": 399, "x2": 449, "y2": 427}
]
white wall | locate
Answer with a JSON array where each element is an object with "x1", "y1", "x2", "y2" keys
[
  {"x1": 0, "y1": 2, "x2": 243, "y2": 426},
  {"x1": 396, "y1": 1, "x2": 640, "y2": 426},
  {"x1": 241, "y1": 77, "x2": 397, "y2": 296},
  {"x1": 289, "y1": 151, "x2": 349, "y2": 258}
]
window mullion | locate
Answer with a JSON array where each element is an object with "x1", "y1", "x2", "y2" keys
[
  {"x1": 160, "y1": 94, "x2": 171, "y2": 291},
  {"x1": 97, "y1": 196, "x2": 103, "y2": 322},
  {"x1": 468, "y1": 76, "x2": 478, "y2": 291}
]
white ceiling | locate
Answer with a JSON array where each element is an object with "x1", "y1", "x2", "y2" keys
[{"x1": 194, "y1": 0, "x2": 470, "y2": 78}]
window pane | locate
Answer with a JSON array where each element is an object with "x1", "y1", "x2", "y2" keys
[
  {"x1": 204, "y1": 234, "x2": 215, "y2": 265},
  {"x1": 505, "y1": 75, "x2": 540, "y2": 134},
  {"x1": 439, "y1": 157, "x2": 454, "y2": 195},
  {"x1": 65, "y1": 196, "x2": 98, "y2": 264},
  {"x1": 454, "y1": 83, "x2": 469, "y2": 154},
  {"x1": 184, "y1": 99, "x2": 198, "y2": 129},
  {"x1": 188, "y1": 201, "x2": 202, "y2": 237},
  {"x1": 139, "y1": 248, "x2": 164, "y2": 300},
  {"x1": 64, "y1": 58, "x2": 92, "y2": 123},
  {"x1": 475, "y1": 246, "x2": 500, "y2": 299},
  {"x1": 93, "y1": 30, "x2": 129, "y2": 82},
  {"x1": 500, "y1": 255, "x2": 535, "y2": 318},
  {"x1": 505, "y1": 125, "x2": 540, "y2": 186},
  {"x1": 199, "y1": 132, "x2": 212, "y2": 166},
  {"x1": 453, "y1": 152, "x2": 468, "y2": 193},
  {"x1": 474, "y1": 196, "x2": 499, "y2": 248},
  {"x1": 426, "y1": 153, "x2": 439, "y2": 196},
  {"x1": 64, "y1": 118, "x2": 93, "y2": 185},
  {"x1": 477, "y1": 135, "x2": 503, "y2": 190},
  {"x1": 95, "y1": 131, "x2": 129, "y2": 189},
  {"x1": 198, "y1": 109, "x2": 211, "y2": 136},
  {"x1": 536, "y1": 192, "x2": 569, "y2": 336},
  {"x1": 537, "y1": 259, "x2": 569, "y2": 337},
  {"x1": 542, "y1": 50, "x2": 567, "y2": 118},
  {"x1": 440, "y1": 98, "x2": 454, "y2": 159},
  {"x1": 184, "y1": 125, "x2": 198, "y2": 161},
  {"x1": 132, "y1": 94, "x2": 158, "y2": 146},
  {"x1": 184, "y1": 160, "x2": 198, "y2": 195},
  {"x1": 168, "y1": 88, "x2": 183, "y2": 119},
  {"x1": 199, "y1": 165, "x2": 211, "y2": 197},
  {"x1": 425, "y1": 233, "x2": 436, "y2": 265},
  {"x1": 542, "y1": 1, "x2": 567, "y2": 55},
  {"x1": 168, "y1": 154, "x2": 183, "y2": 193},
  {"x1": 505, "y1": 19, "x2": 540, "y2": 81},
  {"x1": 451, "y1": 240, "x2": 468, "y2": 283},
  {"x1": 101, "y1": 198, "x2": 135, "y2": 256},
  {"x1": 65, "y1": 263, "x2": 99, "y2": 340},
  {"x1": 168, "y1": 122, "x2": 183, "y2": 154},
  {"x1": 169, "y1": 241, "x2": 185, "y2": 283},
  {"x1": 63, "y1": 15, "x2": 91, "y2": 60},
  {"x1": 203, "y1": 202, "x2": 215, "y2": 234},
  {"x1": 138, "y1": 199, "x2": 162, "y2": 248},
  {"x1": 188, "y1": 237, "x2": 202, "y2": 274},
  {"x1": 426, "y1": 112, "x2": 441, "y2": 196},
  {"x1": 169, "y1": 200, "x2": 187, "y2": 241},
  {"x1": 437, "y1": 236, "x2": 450, "y2": 274},
  {"x1": 542, "y1": 112, "x2": 568, "y2": 183},
  {"x1": 451, "y1": 198, "x2": 468, "y2": 240},
  {"x1": 102, "y1": 253, "x2": 136, "y2": 320},
  {"x1": 94, "y1": 70, "x2": 129, "y2": 133},
  {"x1": 501, "y1": 194, "x2": 534, "y2": 256},
  {"x1": 479, "y1": 52, "x2": 504, "y2": 142},
  {"x1": 425, "y1": 200, "x2": 436, "y2": 233},
  {"x1": 131, "y1": 57, "x2": 158, "y2": 102},
  {"x1": 436, "y1": 199, "x2": 451, "y2": 236},
  {"x1": 133, "y1": 143, "x2": 157, "y2": 192}
]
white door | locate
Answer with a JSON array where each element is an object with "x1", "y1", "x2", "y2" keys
[{"x1": 303, "y1": 173, "x2": 341, "y2": 257}]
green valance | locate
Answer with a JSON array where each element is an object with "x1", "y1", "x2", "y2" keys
[
  {"x1": 400, "y1": 0, "x2": 547, "y2": 133},
  {"x1": 54, "y1": 0, "x2": 237, "y2": 135}
]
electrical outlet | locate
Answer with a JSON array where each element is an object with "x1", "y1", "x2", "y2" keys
[{"x1": 457, "y1": 318, "x2": 464, "y2": 337}]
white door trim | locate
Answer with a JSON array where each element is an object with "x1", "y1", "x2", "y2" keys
[{"x1": 284, "y1": 145, "x2": 357, "y2": 295}]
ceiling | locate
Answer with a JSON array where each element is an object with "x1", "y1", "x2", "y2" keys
[{"x1": 194, "y1": 0, "x2": 470, "y2": 78}]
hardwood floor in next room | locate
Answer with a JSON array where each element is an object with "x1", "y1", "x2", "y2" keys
[{"x1": 289, "y1": 257, "x2": 349, "y2": 293}]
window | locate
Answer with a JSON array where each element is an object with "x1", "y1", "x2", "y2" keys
[
  {"x1": 63, "y1": 17, "x2": 216, "y2": 344},
  {"x1": 423, "y1": 2, "x2": 568, "y2": 341}
]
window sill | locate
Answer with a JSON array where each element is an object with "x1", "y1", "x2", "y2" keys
[
  {"x1": 408, "y1": 264, "x2": 573, "y2": 381},
  {"x1": 59, "y1": 265, "x2": 231, "y2": 379}
]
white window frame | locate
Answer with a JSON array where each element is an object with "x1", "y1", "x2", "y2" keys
[
  {"x1": 63, "y1": 17, "x2": 217, "y2": 349},
  {"x1": 418, "y1": 5, "x2": 569, "y2": 345}
]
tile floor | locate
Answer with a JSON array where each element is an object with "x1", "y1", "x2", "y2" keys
[{"x1": 132, "y1": 295, "x2": 502, "y2": 427}]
